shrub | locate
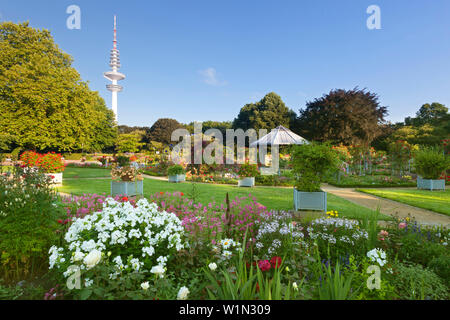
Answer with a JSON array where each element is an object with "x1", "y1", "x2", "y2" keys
[
  {"x1": 428, "y1": 255, "x2": 450, "y2": 285},
  {"x1": 414, "y1": 146, "x2": 449, "y2": 179},
  {"x1": 19, "y1": 151, "x2": 41, "y2": 167},
  {"x1": 237, "y1": 164, "x2": 259, "y2": 178},
  {"x1": 62, "y1": 153, "x2": 84, "y2": 161},
  {"x1": 306, "y1": 217, "x2": 369, "y2": 260},
  {"x1": 291, "y1": 143, "x2": 340, "y2": 192},
  {"x1": 20, "y1": 151, "x2": 65, "y2": 173},
  {"x1": 36, "y1": 152, "x2": 65, "y2": 173},
  {"x1": 393, "y1": 231, "x2": 448, "y2": 267},
  {"x1": 391, "y1": 262, "x2": 448, "y2": 300},
  {"x1": 49, "y1": 198, "x2": 189, "y2": 298},
  {"x1": 0, "y1": 167, "x2": 64, "y2": 284},
  {"x1": 168, "y1": 165, "x2": 185, "y2": 176},
  {"x1": 114, "y1": 155, "x2": 130, "y2": 167},
  {"x1": 254, "y1": 211, "x2": 304, "y2": 260}
]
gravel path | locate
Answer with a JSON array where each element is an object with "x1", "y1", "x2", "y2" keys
[{"x1": 322, "y1": 184, "x2": 450, "y2": 228}]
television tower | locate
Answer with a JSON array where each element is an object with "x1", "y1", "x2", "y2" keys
[{"x1": 104, "y1": 15, "x2": 125, "y2": 122}]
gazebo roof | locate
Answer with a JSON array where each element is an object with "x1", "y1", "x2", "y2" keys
[{"x1": 250, "y1": 125, "x2": 309, "y2": 147}]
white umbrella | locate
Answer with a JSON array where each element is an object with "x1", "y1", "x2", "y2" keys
[{"x1": 250, "y1": 126, "x2": 309, "y2": 147}]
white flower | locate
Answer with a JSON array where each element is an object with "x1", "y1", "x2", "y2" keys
[
  {"x1": 73, "y1": 251, "x2": 85, "y2": 262},
  {"x1": 208, "y1": 263, "x2": 217, "y2": 271},
  {"x1": 212, "y1": 246, "x2": 220, "y2": 253},
  {"x1": 130, "y1": 258, "x2": 143, "y2": 271},
  {"x1": 221, "y1": 239, "x2": 234, "y2": 249},
  {"x1": 151, "y1": 265, "x2": 166, "y2": 278},
  {"x1": 222, "y1": 250, "x2": 232, "y2": 259},
  {"x1": 292, "y1": 282, "x2": 298, "y2": 291},
  {"x1": 85, "y1": 278, "x2": 93, "y2": 287},
  {"x1": 141, "y1": 282, "x2": 150, "y2": 290},
  {"x1": 177, "y1": 286, "x2": 190, "y2": 300},
  {"x1": 367, "y1": 248, "x2": 387, "y2": 267},
  {"x1": 51, "y1": 198, "x2": 188, "y2": 282},
  {"x1": 83, "y1": 249, "x2": 102, "y2": 269}
]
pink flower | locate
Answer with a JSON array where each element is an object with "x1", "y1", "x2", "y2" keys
[
  {"x1": 379, "y1": 230, "x2": 389, "y2": 237},
  {"x1": 398, "y1": 222, "x2": 407, "y2": 229},
  {"x1": 258, "y1": 260, "x2": 271, "y2": 272},
  {"x1": 378, "y1": 230, "x2": 389, "y2": 241}
]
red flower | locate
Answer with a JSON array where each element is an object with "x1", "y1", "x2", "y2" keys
[
  {"x1": 258, "y1": 260, "x2": 271, "y2": 272},
  {"x1": 122, "y1": 196, "x2": 129, "y2": 202},
  {"x1": 180, "y1": 192, "x2": 184, "y2": 196},
  {"x1": 57, "y1": 219, "x2": 63, "y2": 224},
  {"x1": 270, "y1": 256, "x2": 282, "y2": 269}
]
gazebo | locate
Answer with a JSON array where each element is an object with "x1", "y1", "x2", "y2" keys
[{"x1": 250, "y1": 126, "x2": 309, "y2": 175}]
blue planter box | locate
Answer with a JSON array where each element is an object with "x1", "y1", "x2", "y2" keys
[
  {"x1": 294, "y1": 188, "x2": 327, "y2": 212},
  {"x1": 417, "y1": 176, "x2": 445, "y2": 191},
  {"x1": 111, "y1": 180, "x2": 144, "y2": 197},
  {"x1": 168, "y1": 174, "x2": 186, "y2": 183},
  {"x1": 238, "y1": 177, "x2": 255, "y2": 187}
]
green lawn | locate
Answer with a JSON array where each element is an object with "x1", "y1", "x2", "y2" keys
[
  {"x1": 58, "y1": 177, "x2": 391, "y2": 220},
  {"x1": 357, "y1": 188, "x2": 450, "y2": 216},
  {"x1": 63, "y1": 167, "x2": 111, "y2": 179}
]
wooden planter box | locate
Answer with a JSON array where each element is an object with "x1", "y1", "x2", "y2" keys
[
  {"x1": 111, "y1": 180, "x2": 144, "y2": 197},
  {"x1": 45, "y1": 173, "x2": 63, "y2": 185},
  {"x1": 238, "y1": 177, "x2": 255, "y2": 187},
  {"x1": 168, "y1": 174, "x2": 186, "y2": 183},
  {"x1": 294, "y1": 188, "x2": 327, "y2": 212},
  {"x1": 417, "y1": 176, "x2": 445, "y2": 191}
]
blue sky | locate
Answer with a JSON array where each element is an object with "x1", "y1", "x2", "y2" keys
[{"x1": 1, "y1": 0, "x2": 450, "y2": 126}]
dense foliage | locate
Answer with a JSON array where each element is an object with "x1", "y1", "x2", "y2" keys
[
  {"x1": 233, "y1": 92, "x2": 296, "y2": 131},
  {"x1": 0, "y1": 168, "x2": 64, "y2": 284},
  {"x1": 295, "y1": 88, "x2": 388, "y2": 146},
  {"x1": 168, "y1": 165, "x2": 185, "y2": 176},
  {"x1": 20, "y1": 151, "x2": 65, "y2": 173},
  {"x1": 291, "y1": 143, "x2": 340, "y2": 192},
  {"x1": 0, "y1": 22, "x2": 117, "y2": 153},
  {"x1": 147, "y1": 119, "x2": 186, "y2": 145},
  {"x1": 414, "y1": 147, "x2": 449, "y2": 180},
  {"x1": 237, "y1": 164, "x2": 259, "y2": 178}
]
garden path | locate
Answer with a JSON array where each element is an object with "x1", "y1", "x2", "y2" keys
[{"x1": 321, "y1": 184, "x2": 450, "y2": 227}]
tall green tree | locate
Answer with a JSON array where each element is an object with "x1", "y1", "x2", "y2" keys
[
  {"x1": 116, "y1": 130, "x2": 145, "y2": 153},
  {"x1": 384, "y1": 103, "x2": 449, "y2": 148},
  {"x1": 405, "y1": 103, "x2": 448, "y2": 126},
  {"x1": 147, "y1": 118, "x2": 185, "y2": 145},
  {"x1": 232, "y1": 92, "x2": 296, "y2": 131},
  {"x1": 185, "y1": 120, "x2": 232, "y2": 136},
  {"x1": 0, "y1": 22, "x2": 116, "y2": 152},
  {"x1": 295, "y1": 88, "x2": 388, "y2": 146}
]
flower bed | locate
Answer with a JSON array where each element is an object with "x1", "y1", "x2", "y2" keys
[
  {"x1": 49, "y1": 198, "x2": 189, "y2": 300},
  {"x1": 1, "y1": 173, "x2": 449, "y2": 300}
]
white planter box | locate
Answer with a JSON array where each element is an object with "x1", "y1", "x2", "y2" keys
[
  {"x1": 168, "y1": 174, "x2": 186, "y2": 183},
  {"x1": 238, "y1": 177, "x2": 255, "y2": 187},
  {"x1": 111, "y1": 180, "x2": 144, "y2": 197},
  {"x1": 294, "y1": 188, "x2": 327, "y2": 212},
  {"x1": 45, "y1": 173, "x2": 63, "y2": 185},
  {"x1": 417, "y1": 176, "x2": 445, "y2": 191}
]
